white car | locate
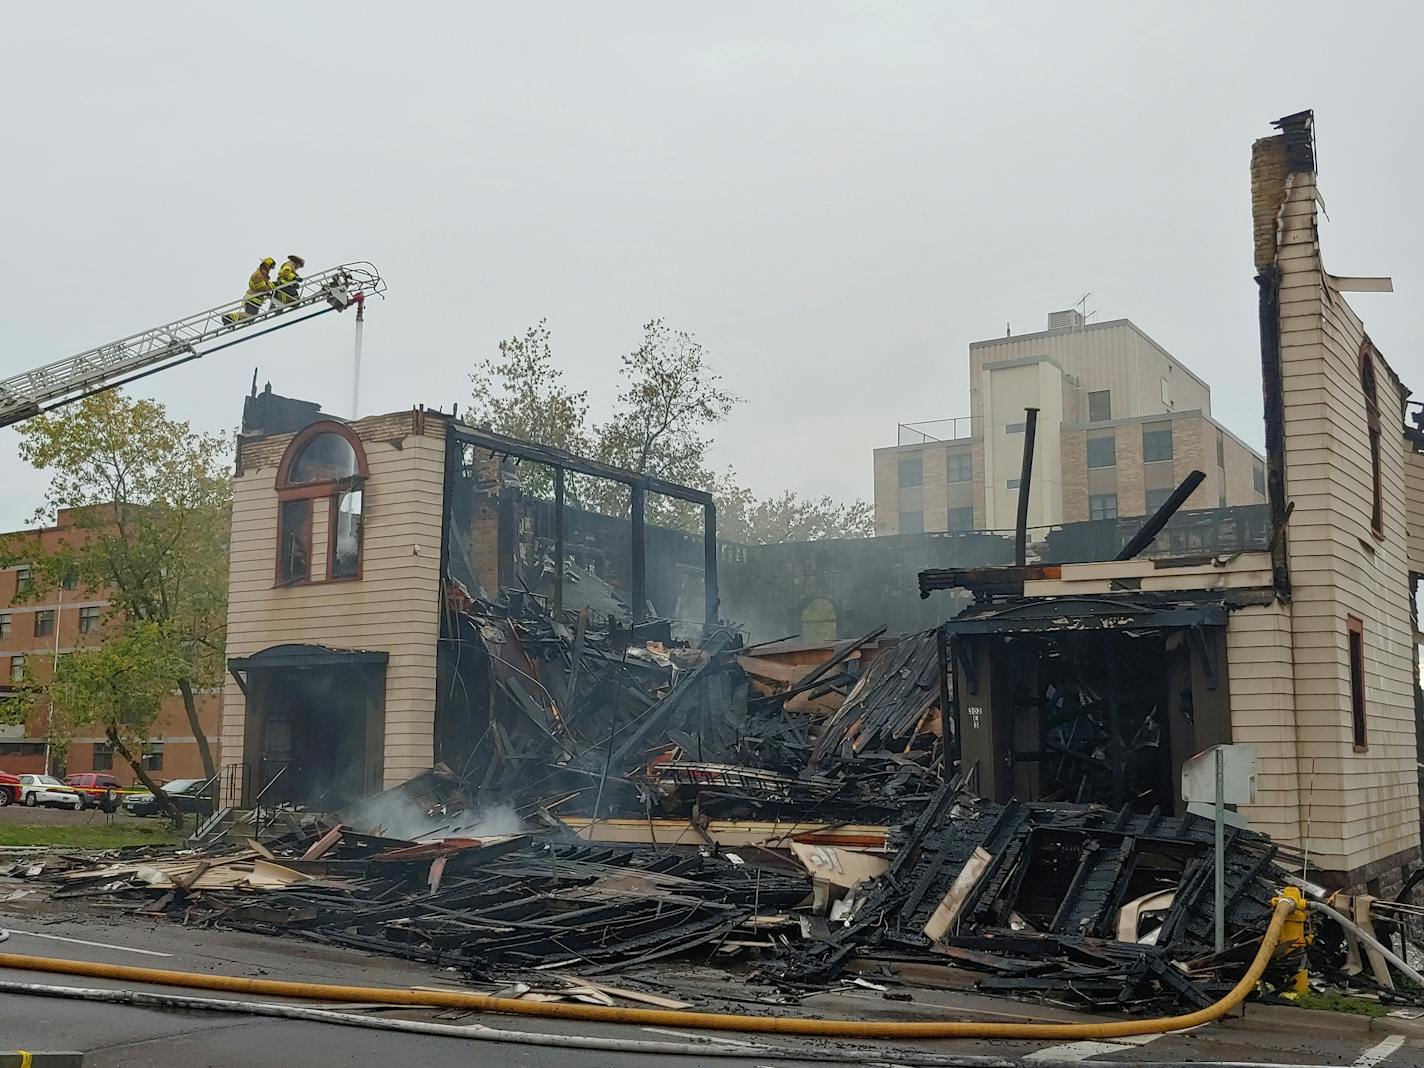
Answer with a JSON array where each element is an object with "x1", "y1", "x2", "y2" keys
[{"x1": 18, "y1": 774, "x2": 83, "y2": 810}]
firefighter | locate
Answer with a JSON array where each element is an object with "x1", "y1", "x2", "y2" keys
[
  {"x1": 274, "y1": 254, "x2": 305, "y2": 308},
  {"x1": 226, "y1": 258, "x2": 276, "y2": 322}
]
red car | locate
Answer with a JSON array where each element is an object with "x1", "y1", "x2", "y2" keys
[
  {"x1": 0, "y1": 770, "x2": 20, "y2": 807},
  {"x1": 65, "y1": 772, "x2": 128, "y2": 811}
]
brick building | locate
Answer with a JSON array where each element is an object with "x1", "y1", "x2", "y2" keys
[
  {"x1": 874, "y1": 312, "x2": 1267, "y2": 535},
  {"x1": 0, "y1": 509, "x2": 220, "y2": 783}
]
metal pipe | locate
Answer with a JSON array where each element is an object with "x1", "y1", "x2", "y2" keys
[
  {"x1": 351, "y1": 293, "x2": 365, "y2": 418},
  {"x1": 553, "y1": 468, "x2": 566, "y2": 618},
  {"x1": 702, "y1": 501, "x2": 719, "y2": 631},
  {"x1": 1014, "y1": 408, "x2": 1039, "y2": 566},
  {"x1": 1308, "y1": 900, "x2": 1424, "y2": 987},
  {"x1": 629, "y1": 485, "x2": 646, "y2": 626},
  {"x1": 1114, "y1": 470, "x2": 1206, "y2": 560}
]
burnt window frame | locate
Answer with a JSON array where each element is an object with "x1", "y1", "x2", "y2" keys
[
  {"x1": 1347, "y1": 614, "x2": 1368, "y2": 750},
  {"x1": 273, "y1": 421, "x2": 370, "y2": 587},
  {"x1": 1358, "y1": 339, "x2": 1384, "y2": 540}
]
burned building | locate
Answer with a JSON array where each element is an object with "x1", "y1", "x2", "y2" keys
[
  {"x1": 219, "y1": 402, "x2": 717, "y2": 809},
  {"x1": 926, "y1": 111, "x2": 1424, "y2": 892}
]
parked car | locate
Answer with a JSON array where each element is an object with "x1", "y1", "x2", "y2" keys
[
  {"x1": 122, "y1": 778, "x2": 215, "y2": 818},
  {"x1": 0, "y1": 770, "x2": 19, "y2": 807},
  {"x1": 18, "y1": 774, "x2": 83, "y2": 810},
  {"x1": 65, "y1": 772, "x2": 130, "y2": 812}
]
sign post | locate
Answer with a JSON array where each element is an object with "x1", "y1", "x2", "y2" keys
[{"x1": 1182, "y1": 743, "x2": 1258, "y2": 954}]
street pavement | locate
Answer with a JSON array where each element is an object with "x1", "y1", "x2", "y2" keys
[{"x1": 0, "y1": 895, "x2": 1420, "y2": 1067}]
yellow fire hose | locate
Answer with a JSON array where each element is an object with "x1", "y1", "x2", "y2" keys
[{"x1": 0, "y1": 895, "x2": 1297, "y2": 1040}]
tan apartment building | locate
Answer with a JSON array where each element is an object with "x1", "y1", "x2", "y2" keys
[
  {"x1": 874, "y1": 312, "x2": 1267, "y2": 535},
  {"x1": 0, "y1": 510, "x2": 220, "y2": 783},
  {"x1": 946, "y1": 111, "x2": 1423, "y2": 891}
]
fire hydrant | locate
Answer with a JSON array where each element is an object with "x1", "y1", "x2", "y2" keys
[{"x1": 1272, "y1": 885, "x2": 1312, "y2": 994}]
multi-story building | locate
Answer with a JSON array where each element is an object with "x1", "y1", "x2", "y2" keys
[
  {"x1": 0, "y1": 509, "x2": 220, "y2": 782},
  {"x1": 873, "y1": 311, "x2": 1268, "y2": 535}
]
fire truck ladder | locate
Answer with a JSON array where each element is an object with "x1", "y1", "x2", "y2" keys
[{"x1": 0, "y1": 262, "x2": 385, "y2": 429}]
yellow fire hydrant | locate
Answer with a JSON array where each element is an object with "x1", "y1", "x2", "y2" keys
[{"x1": 1271, "y1": 885, "x2": 1311, "y2": 994}]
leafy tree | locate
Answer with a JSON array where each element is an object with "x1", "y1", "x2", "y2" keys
[
  {"x1": 713, "y1": 477, "x2": 874, "y2": 545},
  {"x1": 468, "y1": 319, "x2": 590, "y2": 498},
  {"x1": 585, "y1": 319, "x2": 739, "y2": 525},
  {"x1": 44, "y1": 622, "x2": 187, "y2": 824},
  {"x1": 1, "y1": 391, "x2": 231, "y2": 784}
]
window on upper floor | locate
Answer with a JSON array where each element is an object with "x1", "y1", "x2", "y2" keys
[
  {"x1": 1216, "y1": 432, "x2": 1225, "y2": 469},
  {"x1": 1006, "y1": 478, "x2": 1020, "y2": 490},
  {"x1": 1089, "y1": 494, "x2": 1118, "y2": 521},
  {"x1": 141, "y1": 742, "x2": 164, "y2": 771},
  {"x1": 275, "y1": 422, "x2": 370, "y2": 586},
  {"x1": 898, "y1": 456, "x2": 923, "y2": 488},
  {"x1": 1087, "y1": 390, "x2": 1112, "y2": 422},
  {"x1": 1359, "y1": 339, "x2": 1384, "y2": 539},
  {"x1": 1086, "y1": 436, "x2": 1116, "y2": 469},
  {"x1": 948, "y1": 506, "x2": 975, "y2": 532},
  {"x1": 1253, "y1": 465, "x2": 1266, "y2": 496},
  {"x1": 14, "y1": 567, "x2": 31, "y2": 596},
  {"x1": 1143, "y1": 425, "x2": 1174, "y2": 463},
  {"x1": 947, "y1": 452, "x2": 972, "y2": 483},
  {"x1": 0, "y1": 613, "x2": 9, "y2": 638},
  {"x1": 79, "y1": 605, "x2": 102, "y2": 635},
  {"x1": 92, "y1": 742, "x2": 114, "y2": 771},
  {"x1": 33, "y1": 610, "x2": 54, "y2": 638},
  {"x1": 1347, "y1": 615, "x2": 1367, "y2": 749},
  {"x1": 1145, "y1": 487, "x2": 1173, "y2": 513},
  {"x1": 898, "y1": 510, "x2": 924, "y2": 534},
  {"x1": 10, "y1": 655, "x2": 23, "y2": 683}
]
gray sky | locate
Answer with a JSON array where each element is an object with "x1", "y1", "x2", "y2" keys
[{"x1": 1, "y1": 2, "x2": 1419, "y2": 530}]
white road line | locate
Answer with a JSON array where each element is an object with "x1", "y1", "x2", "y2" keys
[
  {"x1": 1354, "y1": 1034, "x2": 1406, "y2": 1067},
  {"x1": 1025, "y1": 1033, "x2": 1162, "y2": 1062},
  {"x1": 3, "y1": 928, "x2": 173, "y2": 957}
]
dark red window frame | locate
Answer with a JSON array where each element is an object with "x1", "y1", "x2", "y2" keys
[
  {"x1": 1358, "y1": 339, "x2": 1384, "y2": 540},
  {"x1": 273, "y1": 421, "x2": 369, "y2": 587},
  {"x1": 1347, "y1": 614, "x2": 1368, "y2": 751}
]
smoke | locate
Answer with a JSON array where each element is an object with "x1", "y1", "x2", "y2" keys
[{"x1": 345, "y1": 791, "x2": 524, "y2": 842}]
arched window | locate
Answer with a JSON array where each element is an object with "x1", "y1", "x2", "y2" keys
[
  {"x1": 1359, "y1": 339, "x2": 1383, "y2": 540},
  {"x1": 274, "y1": 422, "x2": 369, "y2": 585},
  {"x1": 801, "y1": 597, "x2": 837, "y2": 643}
]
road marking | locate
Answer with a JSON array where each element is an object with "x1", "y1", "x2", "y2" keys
[
  {"x1": 3, "y1": 928, "x2": 172, "y2": 957},
  {"x1": 1025, "y1": 1033, "x2": 1162, "y2": 1061},
  {"x1": 1354, "y1": 1035, "x2": 1405, "y2": 1067}
]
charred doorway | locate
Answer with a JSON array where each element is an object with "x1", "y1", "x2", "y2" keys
[
  {"x1": 229, "y1": 645, "x2": 388, "y2": 809},
  {"x1": 949, "y1": 596, "x2": 1230, "y2": 815}
]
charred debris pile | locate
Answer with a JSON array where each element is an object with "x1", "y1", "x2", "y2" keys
[
  {"x1": 440, "y1": 590, "x2": 945, "y2": 824},
  {"x1": 9, "y1": 771, "x2": 1313, "y2": 1014}
]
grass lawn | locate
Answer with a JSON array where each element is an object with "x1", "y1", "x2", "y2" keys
[{"x1": 0, "y1": 823, "x2": 183, "y2": 849}]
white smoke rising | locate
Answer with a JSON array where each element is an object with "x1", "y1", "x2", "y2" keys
[{"x1": 346, "y1": 792, "x2": 524, "y2": 842}]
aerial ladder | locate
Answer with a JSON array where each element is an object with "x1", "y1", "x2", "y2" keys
[{"x1": 0, "y1": 263, "x2": 385, "y2": 429}]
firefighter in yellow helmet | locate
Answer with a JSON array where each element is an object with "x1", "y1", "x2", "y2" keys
[
  {"x1": 273, "y1": 254, "x2": 306, "y2": 308},
  {"x1": 226, "y1": 258, "x2": 276, "y2": 323}
]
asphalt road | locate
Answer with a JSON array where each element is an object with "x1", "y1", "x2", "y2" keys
[{"x1": 0, "y1": 895, "x2": 1420, "y2": 1066}]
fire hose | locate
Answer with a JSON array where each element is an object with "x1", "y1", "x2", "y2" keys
[{"x1": 0, "y1": 894, "x2": 1298, "y2": 1040}]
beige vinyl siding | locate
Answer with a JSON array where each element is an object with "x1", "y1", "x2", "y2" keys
[
  {"x1": 1273, "y1": 173, "x2": 1419, "y2": 876},
  {"x1": 220, "y1": 411, "x2": 446, "y2": 793}
]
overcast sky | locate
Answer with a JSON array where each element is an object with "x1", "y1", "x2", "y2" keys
[{"x1": 1, "y1": 2, "x2": 1419, "y2": 530}]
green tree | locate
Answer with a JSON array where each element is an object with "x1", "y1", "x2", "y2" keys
[
  {"x1": 468, "y1": 319, "x2": 590, "y2": 497},
  {"x1": 45, "y1": 622, "x2": 187, "y2": 824},
  {"x1": 1, "y1": 391, "x2": 231, "y2": 784},
  {"x1": 713, "y1": 477, "x2": 874, "y2": 545}
]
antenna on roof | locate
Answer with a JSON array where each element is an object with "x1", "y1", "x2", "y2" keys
[{"x1": 1074, "y1": 292, "x2": 1098, "y2": 325}]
